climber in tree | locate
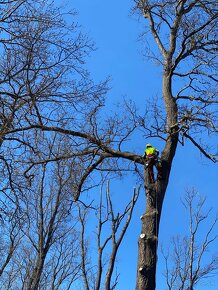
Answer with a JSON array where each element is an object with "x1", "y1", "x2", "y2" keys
[{"x1": 143, "y1": 144, "x2": 162, "y2": 183}]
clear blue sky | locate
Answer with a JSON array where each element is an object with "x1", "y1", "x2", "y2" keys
[{"x1": 67, "y1": 1, "x2": 218, "y2": 289}]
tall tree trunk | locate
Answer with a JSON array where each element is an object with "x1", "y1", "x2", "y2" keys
[
  {"x1": 135, "y1": 144, "x2": 178, "y2": 290},
  {"x1": 136, "y1": 64, "x2": 178, "y2": 289},
  {"x1": 135, "y1": 171, "x2": 167, "y2": 290}
]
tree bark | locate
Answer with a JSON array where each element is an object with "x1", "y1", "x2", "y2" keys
[
  {"x1": 135, "y1": 142, "x2": 178, "y2": 290},
  {"x1": 136, "y1": 173, "x2": 167, "y2": 290},
  {"x1": 136, "y1": 59, "x2": 178, "y2": 289}
]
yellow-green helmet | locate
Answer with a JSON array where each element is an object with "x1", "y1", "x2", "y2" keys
[{"x1": 146, "y1": 143, "x2": 152, "y2": 148}]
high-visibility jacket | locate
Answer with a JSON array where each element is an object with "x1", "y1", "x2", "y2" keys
[{"x1": 145, "y1": 147, "x2": 159, "y2": 157}]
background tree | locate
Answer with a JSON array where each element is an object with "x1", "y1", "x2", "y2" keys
[
  {"x1": 0, "y1": 0, "x2": 108, "y2": 186},
  {"x1": 162, "y1": 189, "x2": 218, "y2": 290},
  {"x1": 77, "y1": 182, "x2": 140, "y2": 290},
  {"x1": 0, "y1": 156, "x2": 82, "y2": 290},
  {"x1": 0, "y1": 2, "x2": 108, "y2": 287}
]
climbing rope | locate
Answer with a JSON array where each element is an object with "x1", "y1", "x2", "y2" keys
[{"x1": 155, "y1": 191, "x2": 158, "y2": 249}]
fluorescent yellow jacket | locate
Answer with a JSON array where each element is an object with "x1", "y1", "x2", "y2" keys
[{"x1": 145, "y1": 147, "x2": 158, "y2": 156}]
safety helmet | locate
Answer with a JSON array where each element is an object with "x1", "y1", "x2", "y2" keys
[{"x1": 146, "y1": 143, "x2": 152, "y2": 148}]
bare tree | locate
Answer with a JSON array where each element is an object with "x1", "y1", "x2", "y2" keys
[
  {"x1": 0, "y1": 206, "x2": 22, "y2": 278},
  {"x1": 22, "y1": 161, "x2": 81, "y2": 290},
  {"x1": 0, "y1": 0, "x2": 107, "y2": 185},
  {"x1": 0, "y1": 156, "x2": 82, "y2": 290},
  {"x1": 162, "y1": 189, "x2": 218, "y2": 290},
  {"x1": 0, "y1": 2, "x2": 108, "y2": 286},
  {"x1": 77, "y1": 182, "x2": 140, "y2": 290},
  {"x1": 0, "y1": 0, "x2": 217, "y2": 289},
  {"x1": 126, "y1": 2, "x2": 218, "y2": 289}
]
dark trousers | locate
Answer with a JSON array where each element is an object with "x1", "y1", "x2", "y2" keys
[{"x1": 146, "y1": 157, "x2": 162, "y2": 183}]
